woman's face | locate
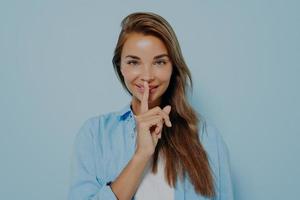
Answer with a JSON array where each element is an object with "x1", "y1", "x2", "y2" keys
[{"x1": 120, "y1": 33, "x2": 173, "y2": 109}]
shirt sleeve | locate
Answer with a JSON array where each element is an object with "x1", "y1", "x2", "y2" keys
[
  {"x1": 215, "y1": 127, "x2": 234, "y2": 200},
  {"x1": 68, "y1": 118, "x2": 118, "y2": 200}
]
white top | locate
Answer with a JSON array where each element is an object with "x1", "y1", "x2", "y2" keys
[{"x1": 134, "y1": 152, "x2": 174, "y2": 200}]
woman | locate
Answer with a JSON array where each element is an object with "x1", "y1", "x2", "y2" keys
[{"x1": 69, "y1": 12, "x2": 233, "y2": 200}]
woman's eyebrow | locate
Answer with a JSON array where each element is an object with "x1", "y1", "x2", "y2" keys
[
  {"x1": 125, "y1": 54, "x2": 169, "y2": 60},
  {"x1": 125, "y1": 55, "x2": 140, "y2": 60},
  {"x1": 153, "y1": 54, "x2": 169, "y2": 59}
]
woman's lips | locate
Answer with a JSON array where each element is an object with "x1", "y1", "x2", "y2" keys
[{"x1": 136, "y1": 85, "x2": 158, "y2": 94}]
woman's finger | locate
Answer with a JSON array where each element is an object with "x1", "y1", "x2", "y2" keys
[
  {"x1": 154, "y1": 121, "x2": 163, "y2": 135},
  {"x1": 141, "y1": 116, "x2": 163, "y2": 130},
  {"x1": 139, "y1": 106, "x2": 172, "y2": 127},
  {"x1": 140, "y1": 81, "x2": 149, "y2": 114},
  {"x1": 162, "y1": 105, "x2": 172, "y2": 127}
]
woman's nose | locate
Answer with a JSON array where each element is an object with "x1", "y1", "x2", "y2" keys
[{"x1": 140, "y1": 65, "x2": 154, "y2": 81}]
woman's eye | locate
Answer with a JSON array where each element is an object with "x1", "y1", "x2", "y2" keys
[
  {"x1": 127, "y1": 60, "x2": 139, "y2": 66},
  {"x1": 154, "y1": 60, "x2": 167, "y2": 66}
]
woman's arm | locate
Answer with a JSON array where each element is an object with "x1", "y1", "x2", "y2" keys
[
  {"x1": 111, "y1": 82, "x2": 172, "y2": 200},
  {"x1": 68, "y1": 119, "x2": 118, "y2": 200},
  {"x1": 110, "y1": 153, "x2": 151, "y2": 200}
]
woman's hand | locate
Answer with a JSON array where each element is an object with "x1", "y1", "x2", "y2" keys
[{"x1": 134, "y1": 81, "x2": 172, "y2": 158}]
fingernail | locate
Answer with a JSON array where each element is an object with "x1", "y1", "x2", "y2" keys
[{"x1": 166, "y1": 106, "x2": 171, "y2": 113}]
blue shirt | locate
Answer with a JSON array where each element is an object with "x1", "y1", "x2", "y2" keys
[{"x1": 68, "y1": 103, "x2": 233, "y2": 200}]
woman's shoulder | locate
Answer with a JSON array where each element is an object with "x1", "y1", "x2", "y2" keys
[
  {"x1": 79, "y1": 112, "x2": 122, "y2": 133},
  {"x1": 198, "y1": 117, "x2": 230, "y2": 160},
  {"x1": 199, "y1": 118, "x2": 222, "y2": 144},
  {"x1": 76, "y1": 104, "x2": 132, "y2": 138}
]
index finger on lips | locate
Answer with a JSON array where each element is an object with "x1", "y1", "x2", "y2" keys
[{"x1": 141, "y1": 81, "x2": 149, "y2": 114}]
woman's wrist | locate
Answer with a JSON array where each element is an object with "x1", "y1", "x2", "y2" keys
[{"x1": 133, "y1": 151, "x2": 152, "y2": 163}]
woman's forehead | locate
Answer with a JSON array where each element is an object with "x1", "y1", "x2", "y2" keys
[{"x1": 121, "y1": 33, "x2": 169, "y2": 59}]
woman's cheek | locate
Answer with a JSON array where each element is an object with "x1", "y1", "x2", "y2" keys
[
  {"x1": 122, "y1": 67, "x2": 140, "y2": 80},
  {"x1": 122, "y1": 72, "x2": 138, "y2": 93}
]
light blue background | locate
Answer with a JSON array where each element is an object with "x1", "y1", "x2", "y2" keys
[{"x1": 1, "y1": 0, "x2": 299, "y2": 199}]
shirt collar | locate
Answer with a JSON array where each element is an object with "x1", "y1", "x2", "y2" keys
[{"x1": 117, "y1": 102, "x2": 134, "y2": 121}]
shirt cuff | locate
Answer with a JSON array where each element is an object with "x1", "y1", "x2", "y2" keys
[{"x1": 97, "y1": 184, "x2": 118, "y2": 200}]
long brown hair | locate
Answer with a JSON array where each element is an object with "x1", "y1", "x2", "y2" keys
[{"x1": 112, "y1": 12, "x2": 215, "y2": 197}]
